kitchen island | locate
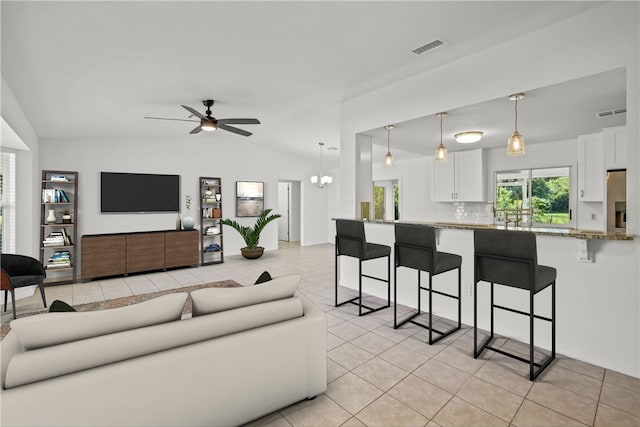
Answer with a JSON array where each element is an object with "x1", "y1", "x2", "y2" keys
[{"x1": 333, "y1": 218, "x2": 638, "y2": 377}]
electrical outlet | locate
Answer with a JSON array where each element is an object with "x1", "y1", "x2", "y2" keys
[{"x1": 591, "y1": 213, "x2": 597, "y2": 220}]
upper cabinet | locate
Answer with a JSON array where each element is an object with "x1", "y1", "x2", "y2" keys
[
  {"x1": 604, "y1": 126, "x2": 627, "y2": 170},
  {"x1": 432, "y1": 149, "x2": 485, "y2": 202},
  {"x1": 578, "y1": 132, "x2": 605, "y2": 202}
]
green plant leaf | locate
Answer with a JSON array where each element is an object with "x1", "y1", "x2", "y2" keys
[{"x1": 221, "y1": 208, "x2": 282, "y2": 249}]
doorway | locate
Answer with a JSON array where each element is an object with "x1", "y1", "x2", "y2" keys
[{"x1": 277, "y1": 180, "x2": 301, "y2": 242}]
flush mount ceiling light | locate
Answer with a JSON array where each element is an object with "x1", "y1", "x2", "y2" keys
[
  {"x1": 310, "y1": 142, "x2": 333, "y2": 189},
  {"x1": 384, "y1": 125, "x2": 394, "y2": 168},
  {"x1": 434, "y1": 112, "x2": 448, "y2": 163},
  {"x1": 507, "y1": 93, "x2": 526, "y2": 156},
  {"x1": 454, "y1": 131, "x2": 483, "y2": 144}
]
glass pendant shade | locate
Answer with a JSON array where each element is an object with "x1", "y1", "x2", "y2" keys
[
  {"x1": 507, "y1": 93, "x2": 525, "y2": 156},
  {"x1": 435, "y1": 143, "x2": 448, "y2": 162},
  {"x1": 434, "y1": 112, "x2": 448, "y2": 163},
  {"x1": 383, "y1": 125, "x2": 394, "y2": 168},
  {"x1": 384, "y1": 151, "x2": 394, "y2": 168},
  {"x1": 507, "y1": 131, "x2": 525, "y2": 156}
]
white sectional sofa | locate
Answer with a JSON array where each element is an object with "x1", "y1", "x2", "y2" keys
[{"x1": 1, "y1": 275, "x2": 327, "y2": 426}]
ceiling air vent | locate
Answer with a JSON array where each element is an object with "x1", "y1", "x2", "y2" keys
[
  {"x1": 595, "y1": 108, "x2": 626, "y2": 119},
  {"x1": 411, "y1": 39, "x2": 446, "y2": 55}
]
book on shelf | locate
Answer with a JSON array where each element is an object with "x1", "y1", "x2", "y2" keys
[
  {"x1": 46, "y1": 250, "x2": 72, "y2": 268},
  {"x1": 41, "y1": 189, "x2": 71, "y2": 203},
  {"x1": 43, "y1": 229, "x2": 72, "y2": 246},
  {"x1": 50, "y1": 175, "x2": 69, "y2": 182}
]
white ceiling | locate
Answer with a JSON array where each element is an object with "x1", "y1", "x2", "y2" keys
[{"x1": 1, "y1": 1, "x2": 621, "y2": 167}]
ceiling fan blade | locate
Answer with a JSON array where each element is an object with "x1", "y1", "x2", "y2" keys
[
  {"x1": 189, "y1": 126, "x2": 203, "y2": 134},
  {"x1": 218, "y1": 123, "x2": 252, "y2": 137},
  {"x1": 217, "y1": 118, "x2": 261, "y2": 125},
  {"x1": 144, "y1": 117, "x2": 199, "y2": 123},
  {"x1": 181, "y1": 105, "x2": 205, "y2": 119}
]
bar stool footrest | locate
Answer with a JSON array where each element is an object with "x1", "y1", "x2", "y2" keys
[{"x1": 395, "y1": 310, "x2": 460, "y2": 344}]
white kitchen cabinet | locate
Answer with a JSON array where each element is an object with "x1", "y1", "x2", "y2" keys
[
  {"x1": 578, "y1": 132, "x2": 604, "y2": 202},
  {"x1": 604, "y1": 126, "x2": 627, "y2": 170},
  {"x1": 432, "y1": 149, "x2": 485, "y2": 202}
]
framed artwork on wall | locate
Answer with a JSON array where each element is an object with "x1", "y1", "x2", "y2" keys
[{"x1": 236, "y1": 181, "x2": 264, "y2": 217}]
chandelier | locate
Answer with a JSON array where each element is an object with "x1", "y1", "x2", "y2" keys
[{"x1": 310, "y1": 142, "x2": 333, "y2": 188}]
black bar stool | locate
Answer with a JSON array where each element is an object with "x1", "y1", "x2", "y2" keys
[
  {"x1": 473, "y1": 228, "x2": 556, "y2": 381},
  {"x1": 335, "y1": 219, "x2": 391, "y2": 316},
  {"x1": 394, "y1": 224, "x2": 461, "y2": 344}
]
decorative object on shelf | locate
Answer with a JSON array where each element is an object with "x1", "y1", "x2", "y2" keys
[
  {"x1": 46, "y1": 209, "x2": 57, "y2": 224},
  {"x1": 454, "y1": 131, "x2": 483, "y2": 144},
  {"x1": 507, "y1": 93, "x2": 526, "y2": 156},
  {"x1": 435, "y1": 112, "x2": 448, "y2": 163},
  {"x1": 310, "y1": 142, "x2": 333, "y2": 188},
  {"x1": 62, "y1": 209, "x2": 72, "y2": 224},
  {"x1": 221, "y1": 208, "x2": 281, "y2": 259},
  {"x1": 236, "y1": 181, "x2": 264, "y2": 217},
  {"x1": 175, "y1": 213, "x2": 182, "y2": 230},
  {"x1": 383, "y1": 125, "x2": 394, "y2": 168},
  {"x1": 215, "y1": 193, "x2": 221, "y2": 202},
  {"x1": 182, "y1": 194, "x2": 194, "y2": 230},
  {"x1": 205, "y1": 190, "x2": 213, "y2": 197}
]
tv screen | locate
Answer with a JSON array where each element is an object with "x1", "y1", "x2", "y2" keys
[{"x1": 101, "y1": 172, "x2": 180, "y2": 213}]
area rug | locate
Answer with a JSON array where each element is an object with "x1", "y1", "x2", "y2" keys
[{"x1": 1, "y1": 279, "x2": 241, "y2": 340}]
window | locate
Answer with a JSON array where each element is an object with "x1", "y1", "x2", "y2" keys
[
  {"x1": 1, "y1": 150, "x2": 16, "y2": 253},
  {"x1": 495, "y1": 167, "x2": 571, "y2": 227},
  {"x1": 373, "y1": 179, "x2": 399, "y2": 221}
]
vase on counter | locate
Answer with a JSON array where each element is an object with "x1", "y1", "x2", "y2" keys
[
  {"x1": 175, "y1": 213, "x2": 182, "y2": 230},
  {"x1": 46, "y1": 209, "x2": 57, "y2": 224},
  {"x1": 182, "y1": 210, "x2": 194, "y2": 230}
]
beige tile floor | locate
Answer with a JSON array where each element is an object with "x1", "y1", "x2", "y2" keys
[{"x1": 3, "y1": 242, "x2": 639, "y2": 426}]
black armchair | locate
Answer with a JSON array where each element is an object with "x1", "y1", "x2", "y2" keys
[{"x1": 1, "y1": 254, "x2": 47, "y2": 319}]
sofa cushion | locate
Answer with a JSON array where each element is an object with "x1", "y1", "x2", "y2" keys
[
  {"x1": 191, "y1": 274, "x2": 300, "y2": 316},
  {"x1": 10, "y1": 293, "x2": 188, "y2": 350},
  {"x1": 4, "y1": 297, "x2": 303, "y2": 389}
]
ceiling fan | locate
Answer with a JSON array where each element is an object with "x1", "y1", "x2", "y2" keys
[{"x1": 144, "y1": 99, "x2": 260, "y2": 136}]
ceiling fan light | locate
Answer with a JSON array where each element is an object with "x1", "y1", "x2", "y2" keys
[
  {"x1": 200, "y1": 119, "x2": 217, "y2": 131},
  {"x1": 507, "y1": 131, "x2": 525, "y2": 156},
  {"x1": 454, "y1": 131, "x2": 483, "y2": 144}
]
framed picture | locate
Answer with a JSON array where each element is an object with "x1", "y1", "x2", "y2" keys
[{"x1": 236, "y1": 181, "x2": 264, "y2": 217}]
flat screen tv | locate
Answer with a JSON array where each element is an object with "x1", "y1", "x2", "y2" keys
[{"x1": 101, "y1": 172, "x2": 180, "y2": 213}]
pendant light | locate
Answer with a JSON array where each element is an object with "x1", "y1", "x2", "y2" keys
[
  {"x1": 383, "y1": 125, "x2": 394, "y2": 168},
  {"x1": 434, "y1": 112, "x2": 448, "y2": 163},
  {"x1": 507, "y1": 93, "x2": 525, "y2": 156},
  {"x1": 310, "y1": 142, "x2": 333, "y2": 188}
]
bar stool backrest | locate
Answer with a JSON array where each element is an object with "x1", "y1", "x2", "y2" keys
[
  {"x1": 395, "y1": 224, "x2": 438, "y2": 272},
  {"x1": 474, "y1": 229, "x2": 538, "y2": 290},
  {"x1": 336, "y1": 220, "x2": 366, "y2": 259}
]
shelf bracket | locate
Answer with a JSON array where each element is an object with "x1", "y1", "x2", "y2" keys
[{"x1": 578, "y1": 238, "x2": 593, "y2": 263}]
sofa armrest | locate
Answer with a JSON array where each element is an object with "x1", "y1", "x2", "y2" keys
[{"x1": 297, "y1": 293, "x2": 328, "y2": 397}]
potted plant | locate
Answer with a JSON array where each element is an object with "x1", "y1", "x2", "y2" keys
[{"x1": 222, "y1": 209, "x2": 281, "y2": 259}]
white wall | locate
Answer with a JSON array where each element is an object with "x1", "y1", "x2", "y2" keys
[{"x1": 39, "y1": 136, "x2": 330, "y2": 265}]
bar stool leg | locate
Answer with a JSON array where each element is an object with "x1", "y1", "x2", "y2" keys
[
  {"x1": 393, "y1": 258, "x2": 398, "y2": 328},
  {"x1": 428, "y1": 272, "x2": 433, "y2": 344},
  {"x1": 359, "y1": 259, "x2": 363, "y2": 316},
  {"x1": 530, "y1": 289, "x2": 535, "y2": 381},
  {"x1": 552, "y1": 281, "x2": 556, "y2": 359},
  {"x1": 457, "y1": 267, "x2": 462, "y2": 327},
  {"x1": 334, "y1": 242, "x2": 339, "y2": 307}
]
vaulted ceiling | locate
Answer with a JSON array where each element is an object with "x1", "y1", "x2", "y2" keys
[{"x1": 1, "y1": 1, "x2": 622, "y2": 166}]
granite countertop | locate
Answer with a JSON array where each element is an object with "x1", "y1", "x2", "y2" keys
[{"x1": 335, "y1": 218, "x2": 634, "y2": 241}]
